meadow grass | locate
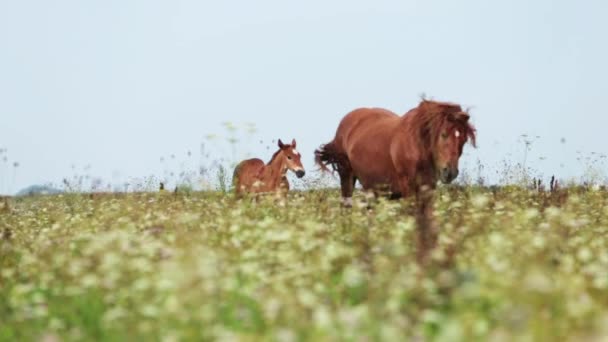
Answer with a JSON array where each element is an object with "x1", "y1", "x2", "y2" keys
[{"x1": 1, "y1": 187, "x2": 608, "y2": 341}]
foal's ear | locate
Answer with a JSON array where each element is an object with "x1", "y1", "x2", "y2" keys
[
  {"x1": 449, "y1": 111, "x2": 470, "y2": 123},
  {"x1": 278, "y1": 139, "x2": 285, "y2": 149},
  {"x1": 291, "y1": 139, "x2": 297, "y2": 148}
]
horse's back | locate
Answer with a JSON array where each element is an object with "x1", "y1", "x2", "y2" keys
[
  {"x1": 335, "y1": 108, "x2": 400, "y2": 149},
  {"x1": 334, "y1": 108, "x2": 402, "y2": 190}
]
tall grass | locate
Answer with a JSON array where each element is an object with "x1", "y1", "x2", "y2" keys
[{"x1": 1, "y1": 186, "x2": 608, "y2": 341}]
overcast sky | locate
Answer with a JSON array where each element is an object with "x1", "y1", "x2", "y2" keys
[{"x1": 1, "y1": 0, "x2": 607, "y2": 194}]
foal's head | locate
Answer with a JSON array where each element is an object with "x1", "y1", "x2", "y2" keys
[
  {"x1": 276, "y1": 139, "x2": 305, "y2": 178},
  {"x1": 422, "y1": 102, "x2": 476, "y2": 184}
]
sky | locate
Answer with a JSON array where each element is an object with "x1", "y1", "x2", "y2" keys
[{"x1": 1, "y1": 0, "x2": 607, "y2": 194}]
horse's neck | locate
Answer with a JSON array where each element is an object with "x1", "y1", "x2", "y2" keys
[
  {"x1": 397, "y1": 113, "x2": 422, "y2": 149},
  {"x1": 260, "y1": 157, "x2": 286, "y2": 188},
  {"x1": 398, "y1": 111, "x2": 435, "y2": 168},
  {"x1": 399, "y1": 108, "x2": 419, "y2": 127}
]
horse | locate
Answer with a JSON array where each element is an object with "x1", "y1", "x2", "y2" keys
[
  {"x1": 233, "y1": 139, "x2": 305, "y2": 197},
  {"x1": 315, "y1": 99, "x2": 476, "y2": 263}
]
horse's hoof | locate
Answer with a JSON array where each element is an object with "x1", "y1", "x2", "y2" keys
[{"x1": 342, "y1": 197, "x2": 353, "y2": 208}]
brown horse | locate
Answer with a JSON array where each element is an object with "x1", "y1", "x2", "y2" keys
[
  {"x1": 233, "y1": 139, "x2": 305, "y2": 197},
  {"x1": 315, "y1": 99, "x2": 476, "y2": 263}
]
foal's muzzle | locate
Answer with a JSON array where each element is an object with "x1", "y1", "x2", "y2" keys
[
  {"x1": 295, "y1": 170, "x2": 306, "y2": 178},
  {"x1": 440, "y1": 167, "x2": 459, "y2": 184}
]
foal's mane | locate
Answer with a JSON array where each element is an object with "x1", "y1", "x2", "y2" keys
[
  {"x1": 405, "y1": 100, "x2": 477, "y2": 153},
  {"x1": 267, "y1": 144, "x2": 291, "y2": 165}
]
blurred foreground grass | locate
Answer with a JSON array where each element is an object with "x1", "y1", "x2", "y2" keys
[{"x1": 1, "y1": 187, "x2": 608, "y2": 341}]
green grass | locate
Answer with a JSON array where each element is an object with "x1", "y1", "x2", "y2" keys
[{"x1": 1, "y1": 187, "x2": 608, "y2": 341}]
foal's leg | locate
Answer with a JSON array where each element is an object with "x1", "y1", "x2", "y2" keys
[{"x1": 279, "y1": 176, "x2": 290, "y2": 196}]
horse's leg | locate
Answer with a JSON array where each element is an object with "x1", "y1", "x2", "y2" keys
[
  {"x1": 415, "y1": 184, "x2": 438, "y2": 266},
  {"x1": 396, "y1": 175, "x2": 436, "y2": 264},
  {"x1": 389, "y1": 192, "x2": 402, "y2": 200},
  {"x1": 363, "y1": 184, "x2": 387, "y2": 210},
  {"x1": 339, "y1": 171, "x2": 355, "y2": 208}
]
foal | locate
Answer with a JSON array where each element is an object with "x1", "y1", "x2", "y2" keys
[{"x1": 233, "y1": 139, "x2": 305, "y2": 197}]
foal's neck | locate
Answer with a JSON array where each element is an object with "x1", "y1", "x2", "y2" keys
[{"x1": 260, "y1": 154, "x2": 287, "y2": 188}]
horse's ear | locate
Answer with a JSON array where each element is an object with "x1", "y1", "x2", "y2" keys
[
  {"x1": 449, "y1": 111, "x2": 470, "y2": 123},
  {"x1": 467, "y1": 124, "x2": 477, "y2": 148},
  {"x1": 278, "y1": 139, "x2": 285, "y2": 148},
  {"x1": 291, "y1": 139, "x2": 297, "y2": 148}
]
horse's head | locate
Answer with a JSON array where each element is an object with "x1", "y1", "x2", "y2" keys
[
  {"x1": 278, "y1": 139, "x2": 305, "y2": 178},
  {"x1": 432, "y1": 107, "x2": 476, "y2": 184}
]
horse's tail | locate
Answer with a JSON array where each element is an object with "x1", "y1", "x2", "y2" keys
[{"x1": 315, "y1": 140, "x2": 348, "y2": 174}]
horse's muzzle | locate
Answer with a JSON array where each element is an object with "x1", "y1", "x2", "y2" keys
[
  {"x1": 440, "y1": 168, "x2": 458, "y2": 184},
  {"x1": 295, "y1": 170, "x2": 306, "y2": 178}
]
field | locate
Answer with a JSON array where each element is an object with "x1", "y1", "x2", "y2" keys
[{"x1": 1, "y1": 187, "x2": 608, "y2": 341}]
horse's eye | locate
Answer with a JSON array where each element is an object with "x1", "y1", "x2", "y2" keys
[
  {"x1": 287, "y1": 156, "x2": 292, "y2": 160},
  {"x1": 441, "y1": 133, "x2": 448, "y2": 139}
]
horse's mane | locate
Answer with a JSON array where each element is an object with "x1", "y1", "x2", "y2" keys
[{"x1": 405, "y1": 100, "x2": 477, "y2": 153}]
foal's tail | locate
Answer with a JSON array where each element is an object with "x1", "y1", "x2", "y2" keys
[
  {"x1": 232, "y1": 162, "x2": 243, "y2": 191},
  {"x1": 315, "y1": 141, "x2": 348, "y2": 174}
]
